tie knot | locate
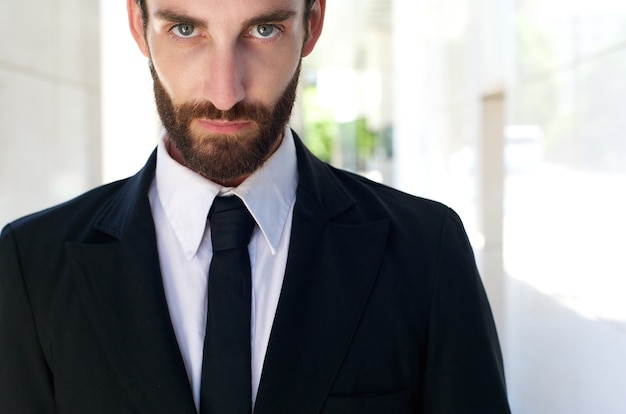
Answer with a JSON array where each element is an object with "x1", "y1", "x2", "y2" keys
[{"x1": 209, "y1": 196, "x2": 255, "y2": 252}]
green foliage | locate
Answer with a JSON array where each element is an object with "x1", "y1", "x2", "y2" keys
[{"x1": 301, "y1": 85, "x2": 387, "y2": 169}]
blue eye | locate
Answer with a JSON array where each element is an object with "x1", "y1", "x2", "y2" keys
[
  {"x1": 249, "y1": 24, "x2": 280, "y2": 39},
  {"x1": 173, "y1": 23, "x2": 198, "y2": 38}
]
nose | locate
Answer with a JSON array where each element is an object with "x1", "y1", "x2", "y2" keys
[{"x1": 203, "y1": 45, "x2": 245, "y2": 111}]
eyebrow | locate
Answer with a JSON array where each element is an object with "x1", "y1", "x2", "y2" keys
[
  {"x1": 240, "y1": 9, "x2": 298, "y2": 29},
  {"x1": 152, "y1": 8, "x2": 298, "y2": 31},
  {"x1": 153, "y1": 9, "x2": 208, "y2": 29}
]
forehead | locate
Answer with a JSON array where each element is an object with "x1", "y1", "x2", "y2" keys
[{"x1": 144, "y1": 0, "x2": 305, "y2": 21}]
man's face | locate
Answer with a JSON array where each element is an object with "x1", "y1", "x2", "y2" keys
[{"x1": 128, "y1": 0, "x2": 324, "y2": 185}]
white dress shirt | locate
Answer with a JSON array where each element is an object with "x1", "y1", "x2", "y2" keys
[{"x1": 147, "y1": 127, "x2": 298, "y2": 411}]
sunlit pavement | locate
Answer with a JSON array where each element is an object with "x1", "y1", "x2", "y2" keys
[{"x1": 503, "y1": 166, "x2": 626, "y2": 413}]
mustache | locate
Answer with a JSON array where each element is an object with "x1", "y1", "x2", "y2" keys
[{"x1": 176, "y1": 100, "x2": 270, "y2": 123}]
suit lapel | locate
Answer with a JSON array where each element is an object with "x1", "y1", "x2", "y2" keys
[
  {"x1": 254, "y1": 136, "x2": 390, "y2": 413},
  {"x1": 67, "y1": 153, "x2": 196, "y2": 414},
  {"x1": 63, "y1": 138, "x2": 390, "y2": 413}
]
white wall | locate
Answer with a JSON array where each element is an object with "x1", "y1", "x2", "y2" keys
[
  {"x1": 100, "y1": 0, "x2": 159, "y2": 183},
  {"x1": 504, "y1": 1, "x2": 626, "y2": 412},
  {"x1": 390, "y1": 0, "x2": 626, "y2": 412},
  {"x1": 0, "y1": 1, "x2": 158, "y2": 226},
  {"x1": 0, "y1": 0, "x2": 101, "y2": 225}
]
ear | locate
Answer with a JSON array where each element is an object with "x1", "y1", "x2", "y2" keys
[
  {"x1": 302, "y1": 0, "x2": 326, "y2": 57},
  {"x1": 127, "y1": 0, "x2": 150, "y2": 57}
]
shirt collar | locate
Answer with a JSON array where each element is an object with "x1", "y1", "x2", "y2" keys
[{"x1": 154, "y1": 126, "x2": 298, "y2": 259}]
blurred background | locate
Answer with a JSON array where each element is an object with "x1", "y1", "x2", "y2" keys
[{"x1": 2, "y1": 0, "x2": 626, "y2": 412}]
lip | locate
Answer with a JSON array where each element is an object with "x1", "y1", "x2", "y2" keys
[{"x1": 195, "y1": 119, "x2": 253, "y2": 134}]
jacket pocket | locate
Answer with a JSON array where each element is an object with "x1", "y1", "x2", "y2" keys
[{"x1": 321, "y1": 390, "x2": 411, "y2": 414}]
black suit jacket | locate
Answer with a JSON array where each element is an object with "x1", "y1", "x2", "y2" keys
[{"x1": 0, "y1": 134, "x2": 511, "y2": 413}]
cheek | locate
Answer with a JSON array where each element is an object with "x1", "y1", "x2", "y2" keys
[
  {"x1": 246, "y1": 47, "x2": 302, "y2": 104},
  {"x1": 150, "y1": 56, "x2": 197, "y2": 105},
  {"x1": 148, "y1": 40, "x2": 203, "y2": 103}
]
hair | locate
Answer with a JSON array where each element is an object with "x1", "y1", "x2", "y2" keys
[{"x1": 134, "y1": 0, "x2": 316, "y2": 30}]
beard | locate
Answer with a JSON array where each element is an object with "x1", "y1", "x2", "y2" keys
[{"x1": 150, "y1": 61, "x2": 301, "y2": 183}]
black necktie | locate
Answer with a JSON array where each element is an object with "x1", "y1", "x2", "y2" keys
[{"x1": 200, "y1": 196, "x2": 255, "y2": 414}]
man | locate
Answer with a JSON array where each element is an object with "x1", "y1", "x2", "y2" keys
[{"x1": 0, "y1": 0, "x2": 511, "y2": 412}]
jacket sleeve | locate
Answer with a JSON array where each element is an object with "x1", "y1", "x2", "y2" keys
[
  {"x1": 422, "y1": 209, "x2": 511, "y2": 413},
  {"x1": 0, "y1": 224, "x2": 56, "y2": 413}
]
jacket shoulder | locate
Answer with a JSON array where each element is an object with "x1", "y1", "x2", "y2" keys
[
  {"x1": 4, "y1": 150, "x2": 157, "y2": 244},
  {"x1": 328, "y1": 164, "x2": 454, "y2": 224},
  {"x1": 4, "y1": 178, "x2": 131, "y2": 243}
]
